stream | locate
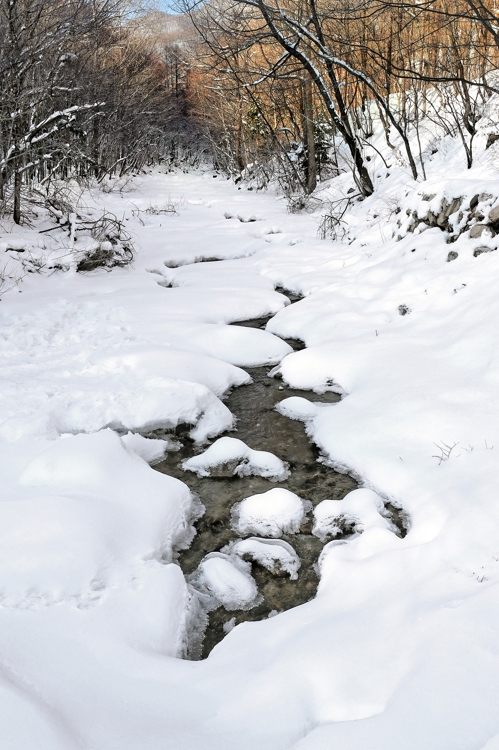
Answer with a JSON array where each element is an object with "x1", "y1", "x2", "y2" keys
[
  {"x1": 153, "y1": 289, "x2": 406, "y2": 658},
  {"x1": 152, "y1": 292, "x2": 370, "y2": 658}
]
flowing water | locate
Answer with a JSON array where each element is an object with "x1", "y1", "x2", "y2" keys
[{"x1": 153, "y1": 297, "x2": 404, "y2": 658}]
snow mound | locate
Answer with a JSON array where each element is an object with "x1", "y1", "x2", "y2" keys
[
  {"x1": 89, "y1": 344, "x2": 251, "y2": 398},
  {"x1": 121, "y1": 431, "x2": 178, "y2": 464},
  {"x1": 226, "y1": 537, "x2": 300, "y2": 579},
  {"x1": 271, "y1": 346, "x2": 347, "y2": 394},
  {"x1": 173, "y1": 323, "x2": 293, "y2": 367},
  {"x1": 2, "y1": 430, "x2": 196, "y2": 605},
  {"x1": 232, "y1": 487, "x2": 310, "y2": 537},
  {"x1": 0, "y1": 379, "x2": 233, "y2": 444},
  {"x1": 480, "y1": 735, "x2": 499, "y2": 750},
  {"x1": 190, "y1": 553, "x2": 259, "y2": 611},
  {"x1": 276, "y1": 396, "x2": 321, "y2": 421},
  {"x1": 313, "y1": 488, "x2": 394, "y2": 542},
  {"x1": 182, "y1": 436, "x2": 289, "y2": 480}
]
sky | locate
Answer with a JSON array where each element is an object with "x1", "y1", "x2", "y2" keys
[{"x1": 156, "y1": 0, "x2": 178, "y2": 11}]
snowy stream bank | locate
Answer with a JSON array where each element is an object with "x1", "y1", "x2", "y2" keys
[
  {"x1": 154, "y1": 302, "x2": 373, "y2": 658},
  {"x1": 3, "y1": 162, "x2": 499, "y2": 750}
]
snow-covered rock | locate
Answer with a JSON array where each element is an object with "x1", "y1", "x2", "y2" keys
[
  {"x1": 225, "y1": 537, "x2": 301, "y2": 579},
  {"x1": 276, "y1": 396, "x2": 322, "y2": 421},
  {"x1": 182, "y1": 436, "x2": 289, "y2": 480},
  {"x1": 312, "y1": 488, "x2": 395, "y2": 542},
  {"x1": 168, "y1": 323, "x2": 293, "y2": 366},
  {"x1": 190, "y1": 553, "x2": 259, "y2": 611},
  {"x1": 231, "y1": 487, "x2": 311, "y2": 537}
]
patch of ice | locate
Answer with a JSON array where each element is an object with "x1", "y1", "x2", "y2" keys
[
  {"x1": 232, "y1": 487, "x2": 311, "y2": 537},
  {"x1": 313, "y1": 488, "x2": 395, "y2": 542},
  {"x1": 223, "y1": 617, "x2": 237, "y2": 634},
  {"x1": 182, "y1": 436, "x2": 289, "y2": 480},
  {"x1": 226, "y1": 537, "x2": 301, "y2": 579}
]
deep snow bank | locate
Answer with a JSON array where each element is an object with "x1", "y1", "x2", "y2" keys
[{"x1": 2, "y1": 147, "x2": 499, "y2": 750}]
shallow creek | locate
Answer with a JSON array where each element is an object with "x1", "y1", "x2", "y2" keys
[{"x1": 153, "y1": 296, "x2": 364, "y2": 658}]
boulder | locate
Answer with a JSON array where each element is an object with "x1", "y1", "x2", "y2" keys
[
  {"x1": 486, "y1": 133, "x2": 499, "y2": 149},
  {"x1": 427, "y1": 210, "x2": 438, "y2": 227},
  {"x1": 437, "y1": 197, "x2": 462, "y2": 228},
  {"x1": 473, "y1": 246, "x2": 496, "y2": 257},
  {"x1": 479, "y1": 192, "x2": 493, "y2": 203},
  {"x1": 469, "y1": 224, "x2": 491, "y2": 239}
]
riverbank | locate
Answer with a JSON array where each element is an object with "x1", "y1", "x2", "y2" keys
[{"x1": 1, "y1": 164, "x2": 499, "y2": 750}]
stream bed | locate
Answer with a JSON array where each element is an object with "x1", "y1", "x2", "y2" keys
[{"x1": 153, "y1": 302, "x2": 363, "y2": 658}]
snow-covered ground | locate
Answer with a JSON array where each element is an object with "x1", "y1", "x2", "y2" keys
[{"x1": 2, "y1": 125, "x2": 499, "y2": 749}]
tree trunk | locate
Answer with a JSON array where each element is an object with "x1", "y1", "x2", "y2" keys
[
  {"x1": 13, "y1": 171, "x2": 21, "y2": 225},
  {"x1": 302, "y1": 79, "x2": 317, "y2": 194},
  {"x1": 93, "y1": 118, "x2": 100, "y2": 178}
]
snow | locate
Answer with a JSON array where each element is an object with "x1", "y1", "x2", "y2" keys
[
  {"x1": 190, "y1": 553, "x2": 259, "y2": 611},
  {"x1": 2, "y1": 429, "x2": 196, "y2": 604},
  {"x1": 276, "y1": 396, "x2": 322, "y2": 421},
  {"x1": 2, "y1": 116, "x2": 499, "y2": 748},
  {"x1": 88, "y1": 344, "x2": 251, "y2": 398},
  {"x1": 182, "y1": 436, "x2": 290, "y2": 479},
  {"x1": 120, "y1": 431, "x2": 178, "y2": 464},
  {"x1": 163, "y1": 322, "x2": 292, "y2": 367},
  {"x1": 0, "y1": 374, "x2": 235, "y2": 444},
  {"x1": 232, "y1": 488, "x2": 311, "y2": 537},
  {"x1": 223, "y1": 616, "x2": 237, "y2": 634},
  {"x1": 312, "y1": 488, "x2": 395, "y2": 542},
  {"x1": 225, "y1": 537, "x2": 301, "y2": 579}
]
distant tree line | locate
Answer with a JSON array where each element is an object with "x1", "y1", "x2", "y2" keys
[
  {"x1": 4, "y1": 0, "x2": 499, "y2": 221},
  {"x1": 0, "y1": 0, "x2": 200, "y2": 222}
]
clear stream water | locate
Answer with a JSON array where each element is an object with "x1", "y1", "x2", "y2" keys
[{"x1": 153, "y1": 295, "x2": 404, "y2": 658}]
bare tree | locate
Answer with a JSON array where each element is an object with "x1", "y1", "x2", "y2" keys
[{"x1": 0, "y1": 1, "x2": 203, "y2": 222}]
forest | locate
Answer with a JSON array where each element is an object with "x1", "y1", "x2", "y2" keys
[{"x1": 1, "y1": 0, "x2": 498, "y2": 224}]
